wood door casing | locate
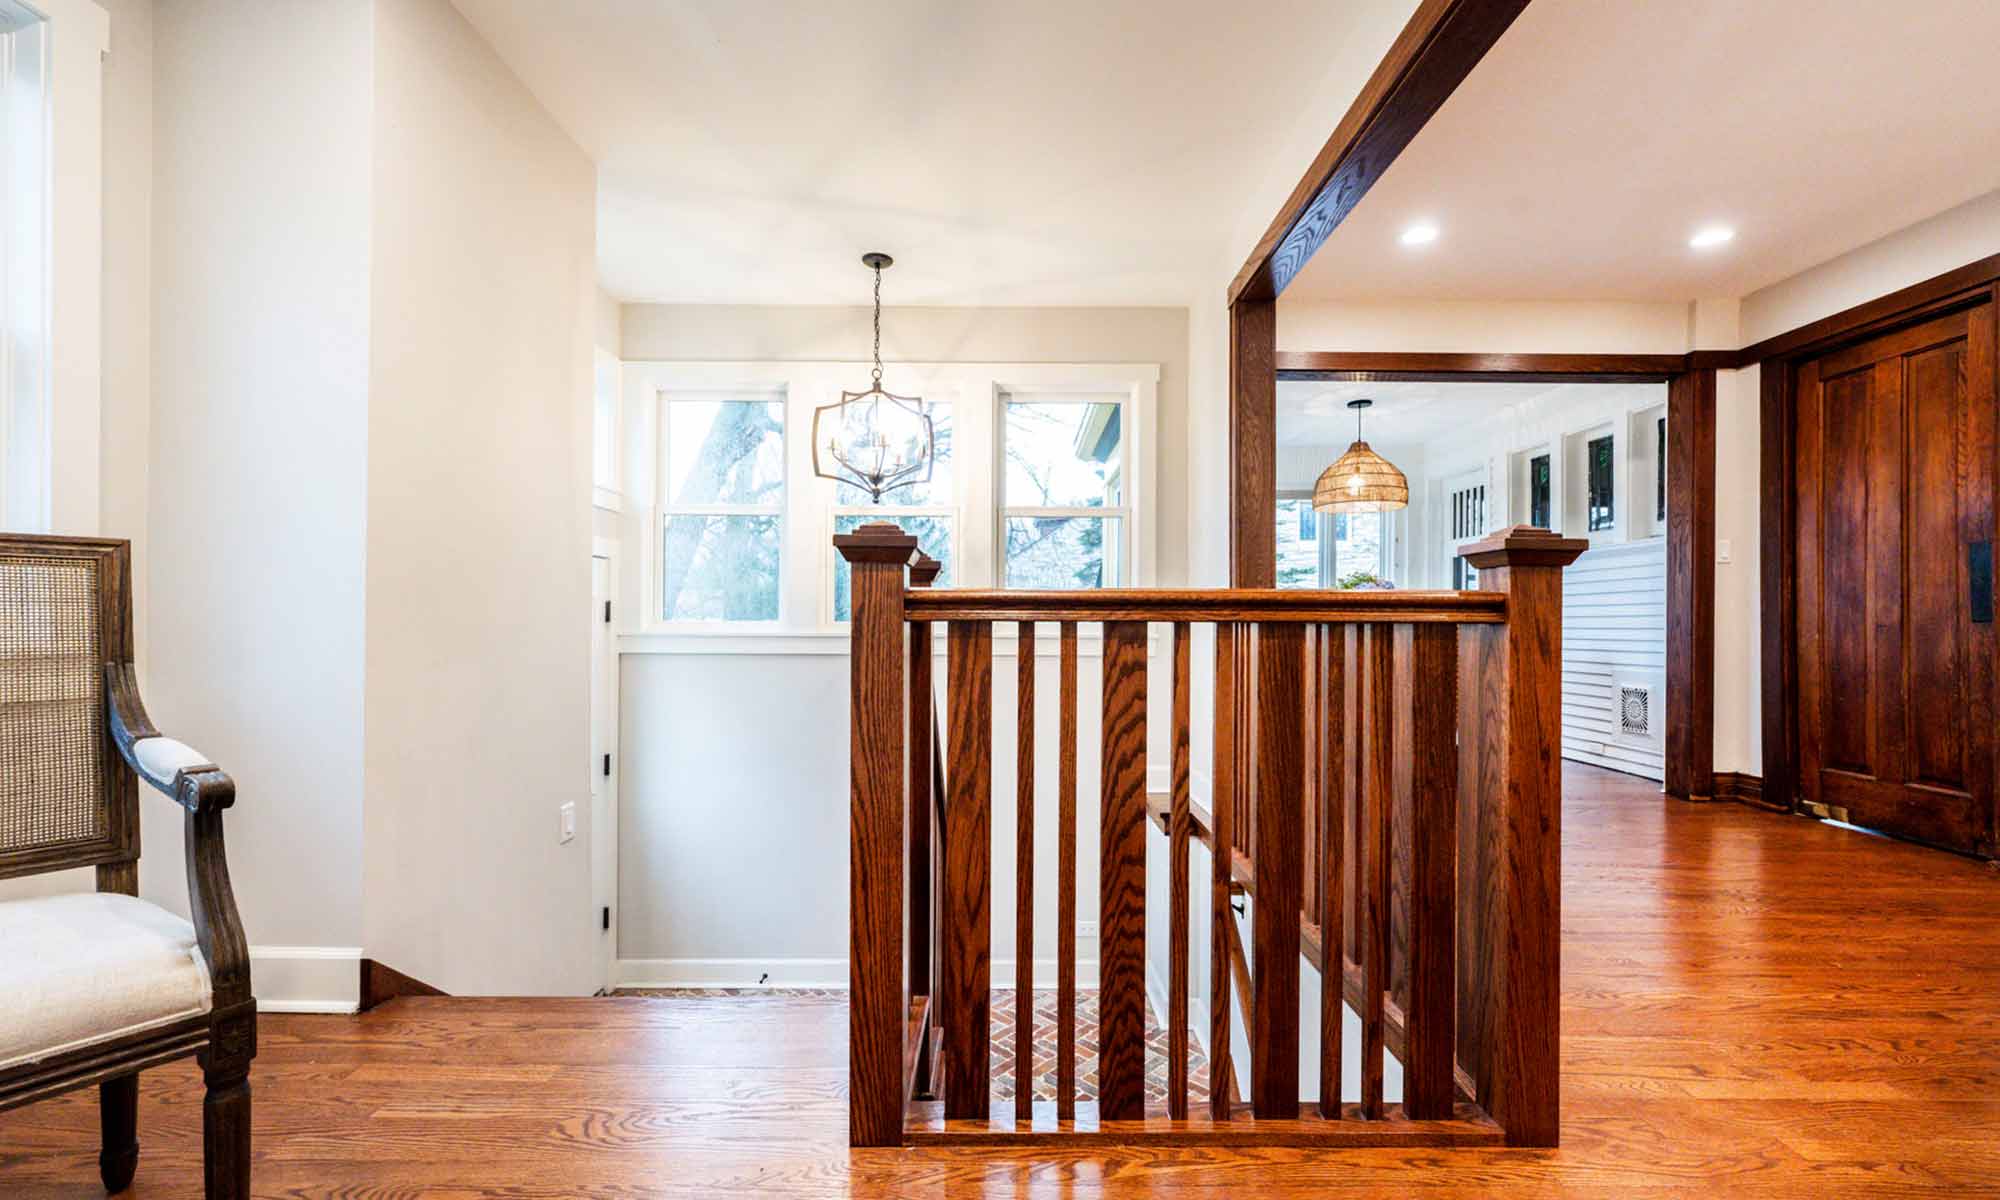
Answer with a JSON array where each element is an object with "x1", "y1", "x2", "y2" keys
[{"x1": 1792, "y1": 302, "x2": 1997, "y2": 855}]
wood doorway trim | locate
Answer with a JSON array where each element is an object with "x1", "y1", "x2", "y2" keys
[
  {"x1": 1226, "y1": 0, "x2": 1531, "y2": 589},
  {"x1": 1753, "y1": 255, "x2": 2000, "y2": 819},
  {"x1": 1265, "y1": 351, "x2": 1717, "y2": 801}
]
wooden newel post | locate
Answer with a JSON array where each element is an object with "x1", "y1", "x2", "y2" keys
[
  {"x1": 837, "y1": 522, "x2": 919, "y2": 1148},
  {"x1": 1456, "y1": 526, "x2": 1584, "y2": 1148}
]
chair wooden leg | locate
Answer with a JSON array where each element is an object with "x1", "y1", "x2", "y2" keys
[
  {"x1": 200, "y1": 1065, "x2": 251, "y2": 1200},
  {"x1": 98, "y1": 1073, "x2": 139, "y2": 1193}
]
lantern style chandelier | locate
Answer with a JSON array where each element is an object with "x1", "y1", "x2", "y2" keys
[
  {"x1": 810, "y1": 253, "x2": 935, "y2": 503},
  {"x1": 1312, "y1": 398, "x2": 1409, "y2": 513}
]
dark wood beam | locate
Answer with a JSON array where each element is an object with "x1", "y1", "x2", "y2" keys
[
  {"x1": 1230, "y1": 300, "x2": 1277, "y2": 587},
  {"x1": 1665, "y1": 369, "x2": 1716, "y2": 802},
  {"x1": 1277, "y1": 350, "x2": 1687, "y2": 383},
  {"x1": 1227, "y1": 0, "x2": 1531, "y2": 305}
]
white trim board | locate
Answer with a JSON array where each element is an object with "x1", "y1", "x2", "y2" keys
[
  {"x1": 251, "y1": 945, "x2": 361, "y2": 1014},
  {"x1": 615, "y1": 957, "x2": 1104, "y2": 991}
]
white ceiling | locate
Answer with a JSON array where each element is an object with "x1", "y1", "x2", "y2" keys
[
  {"x1": 1278, "y1": 379, "x2": 1562, "y2": 447},
  {"x1": 449, "y1": 0, "x2": 1401, "y2": 306},
  {"x1": 1285, "y1": 0, "x2": 2000, "y2": 303}
]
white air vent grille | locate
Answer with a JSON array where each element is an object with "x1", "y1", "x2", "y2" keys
[{"x1": 1619, "y1": 685, "x2": 1651, "y2": 737}]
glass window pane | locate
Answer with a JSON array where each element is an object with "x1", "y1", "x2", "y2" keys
[
  {"x1": 835, "y1": 402, "x2": 952, "y2": 506},
  {"x1": 1529, "y1": 454, "x2": 1551, "y2": 529},
  {"x1": 665, "y1": 398, "x2": 784, "y2": 507},
  {"x1": 832, "y1": 513, "x2": 953, "y2": 621},
  {"x1": 1587, "y1": 434, "x2": 1615, "y2": 531},
  {"x1": 1004, "y1": 516, "x2": 1123, "y2": 588},
  {"x1": 1275, "y1": 499, "x2": 1319, "y2": 590},
  {"x1": 661, "y1": 514, "x2": 780, "y2": 620},
  {"x1": 1335, "y1": 511, "x2": 1387, "y2": 586},
  {"x1": 1003, "y1": 400, "x2": 1123, "y2": 507}
]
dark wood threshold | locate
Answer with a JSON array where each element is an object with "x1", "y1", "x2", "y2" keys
[
  {"x1": 360, "y1": 958, "x2": 448, "y2": 1012},
  {"x1": 907, "y1": 1098, "x2": 1502, "y2": 1147},
  {"x1": 1713, "y1": 771, "x2": 1783, "y2": 812}
]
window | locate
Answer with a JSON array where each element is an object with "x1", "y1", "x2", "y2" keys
[
  {"x1": 657, "y1": 393, "x2": 785, "y2": 621},
  {"x1": 1655, "y1": 417, "x2": 1666, "y2": 524},
  {"x1": 1529, "y1": 453, "x2": 1551, "y2": 529},
  {"x1": 1333, "y1": 511, "x2": 1386, "y2": 585},
  {"x1": 1587, "y1": 434, "x2": 1615, "y2": 532},
  {"x1": 832, "y1": 403, "x2": 954, "y2": 620},
  {"x1": 1274, "y1": 497, "x2": 1321, "y2": 589},
  {"x1": 1002, "y1": 396, "x2": 1127, "y2": 589},
  {"x1": 2, "y1": 3, "x2": 49, "y2": 528},
  {"x1": 1449, "y1": 480, "x2": 1485, "y2": 590}
]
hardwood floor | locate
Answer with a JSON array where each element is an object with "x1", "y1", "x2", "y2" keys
[{"x1": 7, "y1": 763, "x2": 2000, "y2": 1196}]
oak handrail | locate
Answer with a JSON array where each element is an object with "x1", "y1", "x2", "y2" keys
[{"x1": 903, "y1": 588, "x2": 1505, "y2": 624}]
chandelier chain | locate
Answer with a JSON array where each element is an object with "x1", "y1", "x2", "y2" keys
[{"x1": 871, "y1": 264, "x2": 884, "y2": 384}]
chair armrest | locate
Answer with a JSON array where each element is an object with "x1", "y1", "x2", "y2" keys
[{"x1": 104, "y1": 662, "x2": 236, "y2": 815}]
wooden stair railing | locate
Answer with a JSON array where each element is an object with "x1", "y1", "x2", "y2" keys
[{"x1": 837, "y1": 523, "x2": 1584, "y2": 1149}]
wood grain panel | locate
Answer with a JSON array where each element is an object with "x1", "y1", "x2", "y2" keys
[
  {"x1": 1098, "y1": 621, "x2": 1149, "y2": 1121},
  {"x1": 1015, "y1": 621, "x2": 1035, "y2": 1120},
  {"x1": 943, "y1": 621, "x2": 992, "y2": 1121},
  {"x1": 904, "y1": 588, "x2": 1507, "y2": 624},
  {"x1": 1403, "y1": 625, "x2": 1458, "y2": 1119},
  {"x1": 1359, "y1": 624, "x2": 1392, "y2": 1119},
  {"x1": 1168, "y1": 621, "x2": 1193, "y2": 1119},
  {"x1": 1210, "y1": 625, "x2": 1237, "y2": 1121},
  {"x1": 1316, "y1": 624, "x2": 1345, "y2": 1117},
  {"x1": 1252, "y1": 623, "x2": 1305, "y2": 1117},
  {"x1": 1665, "y1": 368, "x2": 1716, "y2": 800},
  {"x1": 1231, "y1": 300, "x2": 1278, "y2": 587},
  {"x1": 1057, "y1": 622, "x2": 1079, "y2": 1119}
]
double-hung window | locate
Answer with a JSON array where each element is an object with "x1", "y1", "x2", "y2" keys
[
  {"x1": 656, "y1": 391, "x2": 785, "y2": 622},
  {"x1": 831, "y1": 401, "x2": 955, "y2": 620},
  {"x1": 1001, "y1": 393, "x2": 1129, "y2": 589}
]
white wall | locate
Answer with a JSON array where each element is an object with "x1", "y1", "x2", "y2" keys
[
  {"x1": 611, "y1": 304, "x2": 1186, "y2": 986},
  {"x1": 147, "y1": 0, "x2": 375, "y2": 986},
  {"x1": 358, "y1": 0, "x2": 598, "y2": 997},
  {"x1": 1279, "y1": 300, "x2": 1692, "y2": 355}
]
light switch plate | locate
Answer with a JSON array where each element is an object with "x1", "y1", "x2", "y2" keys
[
  {"x1": 1716, "y1": 539, "x2": 1732, "y2": 564},
  {"x1": 1078, "y1": 920, "x2": 1099, "y2": 939},
  {"x1": 559, "y1": 802, "x2": 577, "y2": 844}
]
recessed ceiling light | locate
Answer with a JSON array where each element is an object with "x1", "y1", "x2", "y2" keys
[
  {"x1": 1399, "y1": 223, "x2": 1440, "y2": 247},
  {"x1": 1689, "y1": 225, "x2": 1735, "y2": 249}
]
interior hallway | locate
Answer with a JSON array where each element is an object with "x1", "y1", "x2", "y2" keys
[{"x1": 5, "y1": 763, "x2": 1998, "y2": 1196}]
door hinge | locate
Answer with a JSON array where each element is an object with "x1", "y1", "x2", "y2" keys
[
  {"x1": 601, "y1": 905, "x2": 611, "y2": 931},
  {"x1": 602, "y1": 753, "x2": 612, "y2": 777},
  {"x1": 603, "y1": 600, "x2": 613, "y2": 624}
]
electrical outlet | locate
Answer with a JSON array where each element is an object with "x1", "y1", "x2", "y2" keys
[
  {"x1": 1078, "y1": 920, "x2": 1099, "y2": 938},
  {"x1": 559, "y1": 802, "x2": 576, "y2": 844}
]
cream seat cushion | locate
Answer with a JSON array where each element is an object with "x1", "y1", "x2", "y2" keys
[{"x1": 0, "y1": 892, "x2": 213, "y2": 1071}]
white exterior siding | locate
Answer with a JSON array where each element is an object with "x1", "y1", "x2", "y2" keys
[{"x1": 1559, "y1": 538, "x2": 1667, "y2": 781}]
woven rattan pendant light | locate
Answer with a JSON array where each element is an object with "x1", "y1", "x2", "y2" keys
[{"x1": 1312, "y1": 398, "x2": 1409, "y2": 513}]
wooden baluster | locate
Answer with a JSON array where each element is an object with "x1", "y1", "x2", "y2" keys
[
  {"x1": 834, "y1": 523, "x2": 917, "y2": 1148},
  {"x1": 1457, "y1": 528, "x2": 1585, "y2": 1146},
  {"x1": 907, "y1": 555, "x2": 941, "y2": 1097},
  {"x1": 944, "y1": 620, "x2": 993, "y2": 1121},
  {"x1": 1168, "y1": 621, "x2": 1193, "y2": 1119},
  {"x1": 1252, "y1": 621, "x2": 1304, "y2": 1118},
  {"x1": 1015, "y1": 621, "x2": 1035, "y2": 1122},
  {"x1": 1360, "y1": 622, "x2": 1392, "y2": 1119},
  {"x1": 1099, "y1": 620, "x2": 1148, "y2": 1121},
  {"x1": 1210, "y1": 624, "x2": 1237, "y2": 1120},
  {"x1": 1405, "y1": 623, "x2": 1459, "y2": 1119},
  {"x1": 1057, "y1": 622, "x2": 1079, "y2": 1121},
  {"x1": 1318, "y1": 623, "x2": 1346, "y2": 1119}
]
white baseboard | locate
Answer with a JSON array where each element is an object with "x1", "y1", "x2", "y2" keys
[
  {"x1": 251, "y1": 945, "x2": 361, "y2": 1013},
  {"x1": 614, "y1": 956, "x2": 1103, "y2": 991}
]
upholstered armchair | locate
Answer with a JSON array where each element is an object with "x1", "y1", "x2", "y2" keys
[{"x1": 0, "y1": 535, "x2": 253, "y2": 1198}]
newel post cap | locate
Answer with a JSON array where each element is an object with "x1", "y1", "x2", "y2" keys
[
  {"x1": 908, "y1": 551, "x2": 942, "y2": 587},
  {"x1": 1460, "y1": 525, "x2": 1589, "y2": 570},
  {"x1": 833, "y1": 521, "x2": 919, "y2": 565}
]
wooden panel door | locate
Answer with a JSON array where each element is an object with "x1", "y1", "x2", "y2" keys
[{"x1": 1794, "y1": 302, "x2": 1997, "y2": 855}]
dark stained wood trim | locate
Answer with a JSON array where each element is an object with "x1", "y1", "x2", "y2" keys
[
  {"x1": 906, "y1": 1099, "x2": 1503, "y2": 1147},
  {"x1": 1760, "y1": 360, "x2": 1797, "y2": 814},
  {"x1": 1251, "y1": 623, "x2": 1305, "y2": 1118},
  {"x1": 1230, "y1": 300, "x2": 1277, "y2": 587},
  {"x1": 1228, "y1": 0, "x2": 1531, "y2": 305},
  {"x1": 1739, "y1": 251, "x2": 2000, "y2": 365},
  {"x1": 1097, "y1": 621, "x2": 1150, "y2": 1122},
  {"x1": 359, "y1": 959, "x2": 448, "y2": 1013},
  {"x1": 1276, "y1": 350, "x2": 1689, "y2": 382},
  {"x1": 1665, "y1": 369, "x2": 1717, "y2": 803},
  {"x1": 1712, "y1": 771, "x2": 1781, "y2": 812}
]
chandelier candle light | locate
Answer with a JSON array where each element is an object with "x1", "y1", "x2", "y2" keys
[
  {"x1": 1313, "y1": 398, "x2": 1409, "y2": 513},
  {"x1": 811, "y1": 252, "x2": 936, "y2": 503}
]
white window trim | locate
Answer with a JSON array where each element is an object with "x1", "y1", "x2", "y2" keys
[
  {"x1": 618, "y1": 360, "x2": 1158, "y2": 656},
  {"x1": 2, "y1": 0, "x2": 105, "y2": 534}
]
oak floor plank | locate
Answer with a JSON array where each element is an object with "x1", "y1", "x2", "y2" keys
[{"x1": 6, "y1": 764, "x2": 2000, "y2": 1196}]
